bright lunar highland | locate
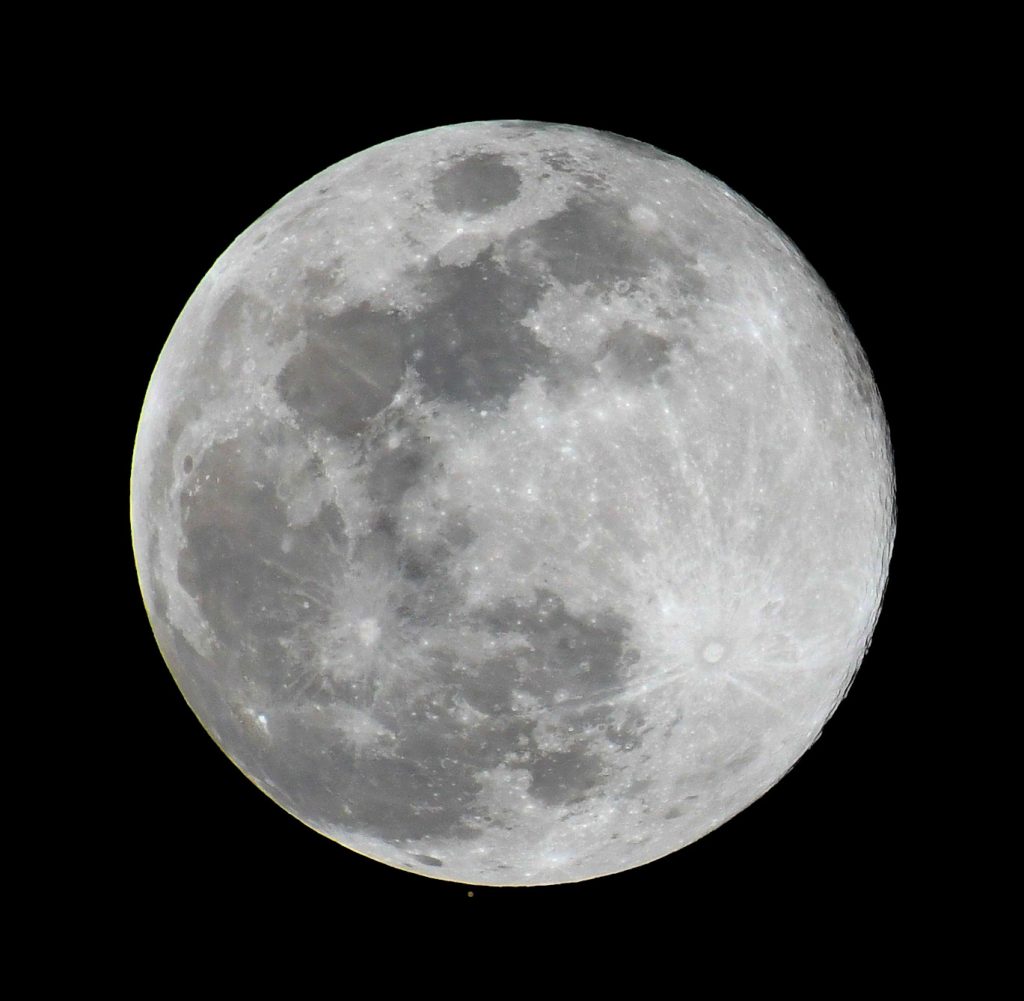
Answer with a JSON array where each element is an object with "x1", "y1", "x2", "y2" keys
[{"x1": 131, "y1": 121, "x2": 895, "y2": 885}]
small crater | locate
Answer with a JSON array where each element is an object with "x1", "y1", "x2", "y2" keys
[
  {"x1": 598, "y1": 323, "x2": 672, "y2": 384},
  {"x1": 412, "y1": 854, "x2": 444, "y2": 867},
  {"x1": 542, "y1": 151, "x2": 576, "y2": 174},
  {"x1": 702, "y1": 641, "x2": 726, "y2": 664},
  {"x1": 357, "y1": 618, "x2": 381, "y2": 647},
  {"x1": 605, "y1": 707, "x2": 647, "y2": 750},
  {"x1": 182, "y1": 455, "x2": 193, "y2": 474}
]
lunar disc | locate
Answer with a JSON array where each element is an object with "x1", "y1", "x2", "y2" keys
[{"x1": 131, "y1": 121, "x2": 895, "y2": 886}]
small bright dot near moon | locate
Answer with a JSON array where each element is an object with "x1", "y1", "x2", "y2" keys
[{"x1": 131, "y1": 121, "x2": 895, "y2": 887}]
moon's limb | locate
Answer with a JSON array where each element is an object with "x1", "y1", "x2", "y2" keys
[{"x1": 131, "y1": 121, "x2": 895, "y2": 885}]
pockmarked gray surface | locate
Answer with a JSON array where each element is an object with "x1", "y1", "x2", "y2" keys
[{"x1": 131, "y1": 121, "x2": 895, "y2": 885}]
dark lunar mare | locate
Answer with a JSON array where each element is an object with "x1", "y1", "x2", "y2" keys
[
  {"x1": 270, "y1": 587, "x2": 644, "y2": 851},
  {"x1": 169, "y1": 179, "x2": 696, "y2": 851},
  {"x1": 176, "y1": 436, "x2": 346, "y2": 689}
]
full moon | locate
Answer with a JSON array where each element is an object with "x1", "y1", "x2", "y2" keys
[{"x1": 131, "y1": 121, "x2": 895, "y2": 885}]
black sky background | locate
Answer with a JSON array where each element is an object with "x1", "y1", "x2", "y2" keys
[{"x1": 101, "y1": 49, "x2": 958, "y2": 947}]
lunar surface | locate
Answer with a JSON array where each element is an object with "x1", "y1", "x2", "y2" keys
[{"x1": 131, "y1": 121, "x2": 895, "y2": 885}]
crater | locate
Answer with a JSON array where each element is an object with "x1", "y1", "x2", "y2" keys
[
  {"x1": 597, "y1": 323, "x2": 672, "y2": 383},
  {"x1": 276, "y1": 303, "x2": 404, "y2": 438},
  {"x1": 209, "y1": 286, "x2": 281, "y2": 346},
  {"x1": 702, "y1": 641, "x2": 726, "y2": 664},
  {"x1": 604, "y1": 707, "x2": 647, "y2": 750},
  {"x1": 412, "y1": 854, "x2": 444, "y2": 867},
  {"x1": 433, "y1": 154, "x2": 521, "y2": 215},
  {"x1": 542, "y1": 151, "x2": 577, "y2": 174}
]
